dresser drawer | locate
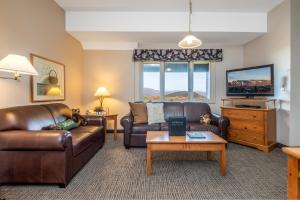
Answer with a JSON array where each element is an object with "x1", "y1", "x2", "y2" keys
[
  {"x1": 222, "y1": 109, "x2": 264, "y2": 121},
  {"x1": 228, "y1": 130, "x2": 265, "y2": 145},
  {"x1": 229, "y1": 119, "x2": 264, "y2": 133}
]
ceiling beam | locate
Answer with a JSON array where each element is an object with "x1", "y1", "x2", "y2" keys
[{"x1": 66, "y1": 11, "x2": 267, "y2": 33}]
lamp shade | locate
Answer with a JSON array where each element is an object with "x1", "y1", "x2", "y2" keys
[
  {"x1": 95, "y1": 87, "x2": 110, "y2": 97},
  {"x1": 178, "y1": 34, "x2": 202, "y2": 49},
  {"x1": 0, "y1": 54, "x2": 38, "y2": 75}
]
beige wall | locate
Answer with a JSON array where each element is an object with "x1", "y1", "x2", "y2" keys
[
  {"x1": 0, "y1": 0, "x2": 83, "y2": 109},
  {"x1": 243, "y1": 0, "x2": 291, "y2": 145},
  {"x1": 83, "y1": 46, "x2": 244, "y2": 129},
  {"x1": 83, "y1": 50, "x2": 135, "y2": 128}
]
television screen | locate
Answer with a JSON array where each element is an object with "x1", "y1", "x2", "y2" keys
[{"x1": 226, "y1": 65, "x2": 274, "y2": 97}]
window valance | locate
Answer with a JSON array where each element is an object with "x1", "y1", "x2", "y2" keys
[{"x1": 133, "y1": 49, "x2": 223, "y2": 62}]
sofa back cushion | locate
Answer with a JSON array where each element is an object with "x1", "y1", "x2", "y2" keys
[
  {"x1": 43, "y1": 103, "x2": 72, "y2": 124},
  {"x1": 183, "y1": 102, "x2": 211, "y2": 122},
  {"x1": 163, "y1": 102, "x2": 184, "y2": 121},
  {"x1": 0, "y1": 105, "x2": 55, "y2": 131},
  {"x1": 129, "y1": 102, "x2": 148, "y2": 124}
]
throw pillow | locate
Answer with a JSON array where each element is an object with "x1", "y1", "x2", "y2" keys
[
  {"x1": 200, "y1": 113, "x2": 212, "y2": 124},
  {"x1": 129, "y1": 102, "x2": 148, "y2": 124},
  {"x1": 57, "y1": 119, "x2": 79, "y2": 131},
  {"x1": 146, "y1": 103, "x2": 165, "y2": 124}
]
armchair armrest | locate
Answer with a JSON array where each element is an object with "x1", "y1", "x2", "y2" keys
[
  {"x1": 0, "y1": 130, "x2": 72, "y2": 151},
  {"x1": 83, "y1": 115, "x2": 106, "y2": 128},
  {"x1": 120, "y1": 113, "x2": 133, "y2": 134},
  {"x1": 211, "y1": 113, "x2": 230, "y2": 139}
]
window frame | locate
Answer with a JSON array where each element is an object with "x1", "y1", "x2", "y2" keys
[{"x1": 136, "y1": 61, "x2": 216, "y2": 103}]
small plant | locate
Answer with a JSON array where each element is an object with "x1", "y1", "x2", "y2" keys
[{"x1": 94, "y1": 106, "x2": 104, "y2": 113}]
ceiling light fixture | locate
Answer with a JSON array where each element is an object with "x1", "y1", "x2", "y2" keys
[{"x1": 178, "y1": 0, "x2": 202, "y2": 49}]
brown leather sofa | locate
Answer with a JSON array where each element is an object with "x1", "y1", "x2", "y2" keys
[
  {"x1": 0, "y1": 103, "x2": 105, "y2": 187},
  {"x1": 121, "y1": 102, "x2": 229, "y2": 148}
]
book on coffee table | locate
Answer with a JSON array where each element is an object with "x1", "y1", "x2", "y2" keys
[{"x1": 187, "y1": 132, "x2": 206, "y2": 139}]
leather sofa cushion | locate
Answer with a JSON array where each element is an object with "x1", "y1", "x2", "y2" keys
[
  {"x1": 129, "y1": 102, "x2": 148, "y2": 124},
  {"x1": 183, "y1": 102, "x2": 211, "y2": 122},
  {"x1": 71, "y1": 126, "x2": 103, "y2": 156},
  {"x1": 132, "y1": 123, "x2": 160, "y2": 135},
  {"x1": 0, "y1": 105, "x2": 56, "y2": 131},
  {"x1": 188, "y1": 123, "x2": 220, "y2": 134},
  {"x1": 163, "y1": 102, "x2": 184, "y2": 121},
  {"x1": 43, "y1": 103, "x2": 72, "y2": 124}
]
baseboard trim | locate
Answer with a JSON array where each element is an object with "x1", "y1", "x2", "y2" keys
[
  {"x1": 106, "y1": 129, "x2": 124, "y2": 133},
  {"x1": 276, "y1": 143, "x2": 288, "y2": 149}
]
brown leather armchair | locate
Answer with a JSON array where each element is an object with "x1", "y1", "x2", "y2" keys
[
  {"x1": 0, "y1": 103, "x2": 106, "y2": 187},
  {"x1": 121, "y1": 102, "x2": 229, "y2": 148}
]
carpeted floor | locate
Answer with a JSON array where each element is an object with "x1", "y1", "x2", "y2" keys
[{"x1": 0, "y1": 134, "x2": 287, "y2": 200}]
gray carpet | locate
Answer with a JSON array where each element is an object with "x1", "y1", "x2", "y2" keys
[{"x1": 0, "y1": 134, "x2": 287, "y2": 200}]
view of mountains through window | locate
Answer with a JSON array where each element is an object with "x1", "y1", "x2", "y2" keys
[{"x1": 143, "y1": 63, "x2": 209, "y2": 101}]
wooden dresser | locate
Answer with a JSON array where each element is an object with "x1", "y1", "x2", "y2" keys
[{"x1": 221, "y1": 98, "x2": 276, "y2": 152}]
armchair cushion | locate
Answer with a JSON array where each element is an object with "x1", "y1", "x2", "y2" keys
[{"x1": 0, "y1": 130, "x2": 71, "y2": 151}]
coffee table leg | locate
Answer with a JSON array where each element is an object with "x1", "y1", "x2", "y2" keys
[
  {"x1": 220, "y1": 144, "x2": 226, "y2": 176},
  {"x1": 207, "y1": 151, "x2": 213, "y2": 160},
  {"x1": 147, "y1": 144, "x2": 151, "y2": 176}
]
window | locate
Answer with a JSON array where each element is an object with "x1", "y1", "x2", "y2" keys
[
  {"x1": 193, "y1": 63, "x2": 210, "y2": 100},
  {"x1": 140, "y1": 62, "x2": 214, "y2": 102},
  {"x1": 165, "y1": 63, "x2": 189, "y2": 101},
  {"x1": 142, "y1": 63, "x2": 160, "y2": 100}
]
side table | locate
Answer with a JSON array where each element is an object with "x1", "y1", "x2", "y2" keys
[{"x1": 105, "y1": 114, "x2": 118, "y2": 140}]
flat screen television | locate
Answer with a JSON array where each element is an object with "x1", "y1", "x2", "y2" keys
[{"x1": 226, "y1": 64, "x2": 274, "y2": 97}]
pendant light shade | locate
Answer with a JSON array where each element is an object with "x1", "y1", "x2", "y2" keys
[
  {"x1": 178, "y1": 0, "x2": 202, "y2": 49},
  {"x1": 178, "y1": 34, "x2": 202, "y2": 49}
]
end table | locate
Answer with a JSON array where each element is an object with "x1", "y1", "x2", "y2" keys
[{"x1": 105, "y1": 114, "x2": 118, "y2": 140}]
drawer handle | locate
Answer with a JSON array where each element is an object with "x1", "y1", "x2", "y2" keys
[
  {"x1": 253, "y1": 137, "x2": 257, "y2": 140},
  {"x1": 253, "y1": 116, "x2": 257, "y2": 118},
  {"x1": 244, "y1": 127, "x2": 248, "y2": 130}
]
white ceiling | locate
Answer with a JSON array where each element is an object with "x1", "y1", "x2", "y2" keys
[
  {"x1": 55, "y1": 0, "x2": 284, "y2": 12},
  {"x1": 55, "y1": 0, "x2": 284, "y2": 49}
]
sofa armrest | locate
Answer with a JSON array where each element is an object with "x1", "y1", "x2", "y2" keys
[
  {"x1": 211, "y1": 113, "x2": 230, "y2": 139},
  {"x1": 0, "y1": 130, "x2": 72, "y2": 151},
  {"x1": 83, "y1": 115, "x2": 106, "y2": 128},
  {"x1": 120, "y1": 113, "x2": 133, "y2": 134}
]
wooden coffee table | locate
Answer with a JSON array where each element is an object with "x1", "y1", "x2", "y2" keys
[{"x1": 146, "y1": 131, "x2": 227, "y2": 176}]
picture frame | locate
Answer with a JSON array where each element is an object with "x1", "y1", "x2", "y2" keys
[{"x1": 30, "y1": 54, "x2": 65, "y2": 102}]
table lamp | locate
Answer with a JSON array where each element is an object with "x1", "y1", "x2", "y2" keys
[
  {"x1": 0, "y1": 54, "x2": 38, "y2": 80},
  {"x1": 94, "y1": 87, "x2": 110, "y2": 113}
]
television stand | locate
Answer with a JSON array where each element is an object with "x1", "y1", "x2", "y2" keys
[
  {"x1": 235, "y1": 105, "x2": 261, "y2": 109},
  {"x1": 221, "y1": 98, "x2": 277, "y2": 152}
]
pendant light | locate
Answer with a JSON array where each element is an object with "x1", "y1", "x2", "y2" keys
[{"x1": 178, "y1": 0, "x2": 202, "y2": 49}]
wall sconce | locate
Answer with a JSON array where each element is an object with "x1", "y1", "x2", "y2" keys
[{"x1": 0, "y1": 54, "x2": 38, "y2": 80}]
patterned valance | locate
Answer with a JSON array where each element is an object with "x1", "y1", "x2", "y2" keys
[{"x1": 133, "y1": 49, "x2": 223, "y2": 62}]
